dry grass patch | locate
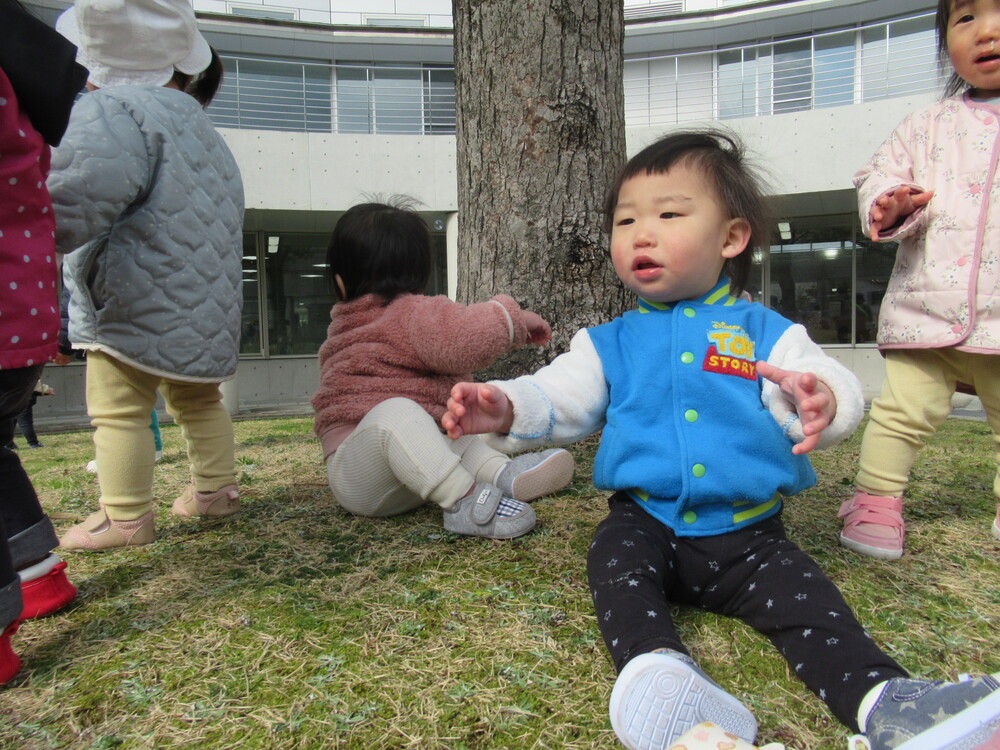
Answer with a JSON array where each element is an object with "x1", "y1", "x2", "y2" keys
[{"x1": 1, "y1": 416, "x2": 996, "y2": 749}]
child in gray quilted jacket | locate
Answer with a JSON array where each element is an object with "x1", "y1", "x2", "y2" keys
[{"x1": 47, "y1": 0, "x2": 245, "y2": 550}]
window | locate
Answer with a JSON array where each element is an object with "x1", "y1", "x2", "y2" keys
[
  {"x1": 854, "y1": 235, "x2": 897, "y2": 345},
  {"x1": 718, "y1": 48, "x2": 766, "y2": 118},
  {"x1": 338, "y1": 64, "x2": 454, "y2": 135},
  {"x1": 626, "y1": 53, "x2": 713, "y2": 127},
  {"x1": 241, "y1": 233, "x2": 262, "y2": 355},
  {"x1": 238, "y1": 217, "x2": 449, "y2": 357},
  {"x1": 814, "y1": 31, "x2": 855, "y2": 109},
  {"x1": 211, "y1": 57, "x2": 331, "y2": 132},
  {"x1": 861, "y1": 14, "x2": 939, "y2": 101},
  {"x1": 766, "y1": 215, "x2": 858, "y2": 345},
  {"x1": 424, "y1": 67, "x2": 456, "y2": 134},
  {"x1": 772, "y1": 39, "x2": 812, "y2": 113},
  {"x1": 262, "y1": 233, "x2": 331, "y2": 356}
]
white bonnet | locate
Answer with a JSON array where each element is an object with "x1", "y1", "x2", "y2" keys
[{"x1": 56, "y1": 0, "x2": 212, "y2": 88}]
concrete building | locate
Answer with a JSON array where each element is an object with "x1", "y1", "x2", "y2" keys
[{"x1": 26, "y1": 0, "x2": 961, "y2": 428}]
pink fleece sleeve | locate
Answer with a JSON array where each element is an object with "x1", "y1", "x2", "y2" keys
[{"x1": 406, "y1": 294, "x2": 529, "y2": 375}]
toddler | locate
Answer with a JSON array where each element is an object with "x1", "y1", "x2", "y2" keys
[
  {"x1": 840, "y1": 0, "x2": 1000, "y2": 559},
  {"x1": 48, "y1": 0, "x2": 245, "y2": 550},
  {"x1": 312, "y1": 200, "x2": 574, "y2": 539},
  {"x1": 443, "y1": 130, "x2": 1000, "y2": 749}
]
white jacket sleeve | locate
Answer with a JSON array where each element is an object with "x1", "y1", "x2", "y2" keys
[
  {"x1": 484, "y1": 328, "x2": 608, "y2": 453},
  {"x1": 761, "y1": 324, "x2": 864, "y2": 450}
]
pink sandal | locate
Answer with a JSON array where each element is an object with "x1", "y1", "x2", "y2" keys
[{"x1": 838, "y1": 491, "x2": 904, "y2": 560}]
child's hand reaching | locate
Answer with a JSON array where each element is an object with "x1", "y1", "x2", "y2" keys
[
  {"x1": 522, "y1": 310, "x2": 552, "y2": 346},
  {"x1": 869, "y1": 185, "x2": 933, "y2": 240},
  {"x1": 442, "y1": 383, "x2": 515, "y2": 439},
  {"x1": 756, "y1": 361, "x2": 836, "y2": 455}
]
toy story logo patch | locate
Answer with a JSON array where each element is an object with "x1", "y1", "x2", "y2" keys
[{"x1": 703, "y1": 323, "x2": 757, "y2": 381}]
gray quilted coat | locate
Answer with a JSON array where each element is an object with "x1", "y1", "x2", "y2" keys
[{"x1": 48, "y1": 85, "x2": 244, "y2": 382}]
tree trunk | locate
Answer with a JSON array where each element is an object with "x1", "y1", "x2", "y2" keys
[{"x1": 452, "y1": 0, "x2": 629, "y2": 379}]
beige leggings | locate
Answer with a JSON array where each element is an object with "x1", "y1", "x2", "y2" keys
[
  {"x1": 86, "y1": 351, "x2": 237, "y2": 520},
  {"x1": 856, "y1": 348, "x2": 1000, "y2": 498},
  {"x1": 325, "y1": 397, "x2": 510, "y2": 517}
]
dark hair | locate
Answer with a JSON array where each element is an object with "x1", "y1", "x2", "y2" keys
[
  {"x1": 936, "y1": 0, "x2": 967, "y2": 97},
  {"x1": 170, "y1": 47, "x2": 224, "y2": 107},
  {"x1": 326, "y1": 198, "x2": 432, "y2": 303},
  {"x1": 603, "y1": 129, "x2": 771, "y2": 296}
]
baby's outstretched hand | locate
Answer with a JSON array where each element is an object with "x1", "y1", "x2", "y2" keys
[
  {"x1": 442, "y1": 383, "x2": 514, "y2": 439},
  {"x1": 522, "y1": 310, "x2": 552, "y2": 346},
  {"x1": 869, "y1": 186, "x2": 932, "y2": 240},
  {"x1": 756, "y1": 361, "x2": 836, "y2": 455}
]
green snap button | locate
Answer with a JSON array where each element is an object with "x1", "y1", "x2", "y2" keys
[
  {"x1": 684, "y1": 409, "x2": 698, "y2": 422},
  {"x1": 681, "y1": 352, "x2": 695, "y2": 364},
  {"x1": 683, "y1": 307, "x2": 696, "y2": 318},
  {"x1": 683, "y1": 510, "x2": 698, "y2": 524},
  {"x1": 692, "y1": 463, "x2": 706, "y2": 478}
]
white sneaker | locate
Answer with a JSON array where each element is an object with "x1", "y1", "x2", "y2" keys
[{"x1": 609, "y1": 651, "x2": 757, "y2": 750}]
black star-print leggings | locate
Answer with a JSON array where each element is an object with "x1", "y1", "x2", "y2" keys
[{"x1": 586, "y1": 493, "x2": 908, "y2": 732}]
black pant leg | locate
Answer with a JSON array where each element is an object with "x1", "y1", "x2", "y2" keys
[
  {"x1": 587, "y1": 493, "x2": 687, "y2": 673},
  {"x1": 699, "y1": 515, "x2": 908, "y2": 732},
  {"x1": 0, "y1": 365, "x2": 52, "y2": 559},
  {"x1": 15, "y1": 402, "x2": 38, "y2": 446}
]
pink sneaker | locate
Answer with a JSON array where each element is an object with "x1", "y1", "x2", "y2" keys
[
  {"x1": 993, "y1": 499, "x2": 1000, "y2": 542},
  {"x1": 838, "y1": 491, "x2": 904, "y2": 560}
]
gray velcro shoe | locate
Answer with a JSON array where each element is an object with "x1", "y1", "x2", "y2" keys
[
  {"x1": 864, "y1": 674, "x2": 1000, "y2": 750},
  {"x1": 495, "y1": 448, "x2": 574, "y2": 501},
  {"x1": 443, "y1": 483, "x2": 536, "y2": 539}
]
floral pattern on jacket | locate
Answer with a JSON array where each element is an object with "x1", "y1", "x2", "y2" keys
[{"x1": 854, "y1": 93, "x2": 1000, "y2": 352}]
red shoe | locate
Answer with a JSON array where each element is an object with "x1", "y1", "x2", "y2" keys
[
  {"x1": 19, "y1": 554, "x2": 77, "y2": 620},
  {"x1": 0, "y1": 621, "x2": 21, "y2": 685}
]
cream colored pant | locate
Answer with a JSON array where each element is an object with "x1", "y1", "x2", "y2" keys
[
  {"x1": 325, "y1": 397, "x2": 509, "y2": 517},
  {"x1": 86, "y1": 351, "x2": 237, "y2": 520},
  {"x1": 856, "y1": 348, "x2": 1000, "y2": 499}
]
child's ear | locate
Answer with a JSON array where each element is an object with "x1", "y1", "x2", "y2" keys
[
  {"x1": 334, "y1": 274, "x2": 348, "y2": 300},
  {"x1": 720, "y1": 218, "x2": 752, "y2": 259}
]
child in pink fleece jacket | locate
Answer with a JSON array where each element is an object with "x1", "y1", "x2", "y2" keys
[{"x1": 311, "y1": 200, "x2": 573, "y2": 539}]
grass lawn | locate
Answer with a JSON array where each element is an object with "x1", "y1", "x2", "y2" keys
[{"x1": 1, "y1": 415, "x2": 997, "y2": 749}]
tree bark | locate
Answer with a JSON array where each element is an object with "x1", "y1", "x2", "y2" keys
[{"x1": 452, "y1": 0, "x2": 629, "y2": 379}]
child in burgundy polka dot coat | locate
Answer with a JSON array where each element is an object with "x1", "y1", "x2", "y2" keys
[{"x1": 0, "y1": 0, "x2": 87, "y2": 686}]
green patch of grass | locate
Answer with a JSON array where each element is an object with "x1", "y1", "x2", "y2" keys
[{"x1": 2, "y1": 417, "x2": 997, "y2": 748}]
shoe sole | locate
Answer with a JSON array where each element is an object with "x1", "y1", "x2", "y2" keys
[
  {"x1": 443, "y1": 509, "x2": 536, "y2": 539},
  {"x1": 510, "y1": 450, "x2": 574, "y2": 502},
  {"x1": 893, "y1": 682, "x2": 1000, "y2": 750},
  {"x1": 609, "y1": 653, "x2": 757, "y2": 750},
  {"x1": 993, "y1": 518, "x2": 1000, "y2": 542},
  {"x1": 840, "y1": 533, "x2": 903, "y2": 561}
]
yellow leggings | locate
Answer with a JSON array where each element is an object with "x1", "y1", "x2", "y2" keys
[
  {"x1": 856, "y1": 348, "x2": 1000, "y2": 499},
  {"x1": 86, "y1": 351, "x2": 237, "y2": 521}
]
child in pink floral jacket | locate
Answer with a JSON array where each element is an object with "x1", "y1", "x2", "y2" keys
[{"x1": 839, "y1": 0, "x2": 1000, "y2": 560}]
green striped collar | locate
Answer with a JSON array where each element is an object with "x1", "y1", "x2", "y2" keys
[{"x1": 637, "y1": 278, "x2": 738, "y2": 313}]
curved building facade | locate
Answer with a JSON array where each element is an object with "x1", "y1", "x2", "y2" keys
[{"x1": 26, "y1": 0, "x2": 943, "y2": 423}]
